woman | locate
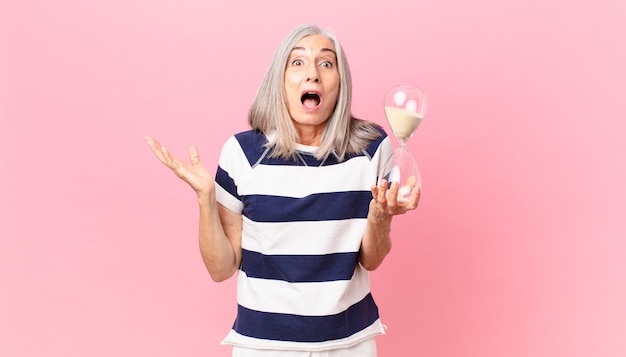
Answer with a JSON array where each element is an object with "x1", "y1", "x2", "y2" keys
[{"x1": 146, "y1": 24, "x2": 419, "y2": 356}]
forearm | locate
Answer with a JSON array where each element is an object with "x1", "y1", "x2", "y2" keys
[
  {"x1": 358, "y1": 200, "x2": 393, "y2": 271},
  {"x1": 197, "y1": 193, "x2": 240, "y2": 282}
]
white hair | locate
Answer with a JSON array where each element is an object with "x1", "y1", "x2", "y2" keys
[{"x1": 248, "y1": 24, "x2": 381, "y2": 161}]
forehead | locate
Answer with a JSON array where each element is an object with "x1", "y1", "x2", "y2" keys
[{"x1": 291, "y1": 34, "x2": 336, "y2": 54}]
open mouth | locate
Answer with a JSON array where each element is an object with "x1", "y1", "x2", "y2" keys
[{"x1": 301, "y1": 92, "x2": 321, "y2": 109}]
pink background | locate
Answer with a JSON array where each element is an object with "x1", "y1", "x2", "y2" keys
[{"x1": 2, "y1": 1, "x2": 625, "y2": 356}]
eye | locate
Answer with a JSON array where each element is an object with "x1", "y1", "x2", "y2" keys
[
  {"x1": 320, "y1": 61, "x2": 334, "y2": 68},
  {"x1": 291, "y1": 59, "x2": 304, "y2": 66}
]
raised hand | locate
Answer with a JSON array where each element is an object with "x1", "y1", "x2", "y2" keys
[
  {"x1": 370, "y1": 179, "x2": 420, "y2": 220},
  {"x1": 145, "y1": 136, "x2": 214, "y2": 195}
]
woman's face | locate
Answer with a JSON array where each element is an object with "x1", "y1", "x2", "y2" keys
[{"x1": 284, "y1": 34, "x2": 340, "y2": 142}]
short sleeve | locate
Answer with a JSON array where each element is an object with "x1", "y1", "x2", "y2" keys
[
  {"x1": 373, "y1": 134, "x2": 394, "y2": 180},
  {"x1": 214, "y1": 136, "x2": 246, "y2": 214}
]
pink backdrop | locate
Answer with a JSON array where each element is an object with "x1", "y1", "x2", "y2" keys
[{"x1": 2, "y1": 1, "x2": 625, "y2": 356}]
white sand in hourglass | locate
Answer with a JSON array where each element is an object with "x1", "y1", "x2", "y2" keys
[{"x1": 384, "y1": 106, "x2": 423, "y2": 141}]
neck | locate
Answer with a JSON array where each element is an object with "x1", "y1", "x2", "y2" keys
[
  {"x1": 298, "y1": 135, "x2": 321, "y2": 146},
  {"x1": 294, "y1": 124, "x2": 325, "y2": 146}
]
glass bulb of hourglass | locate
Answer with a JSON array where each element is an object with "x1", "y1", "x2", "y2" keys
[
  {"x1": 387, "y1": 143, "x2": 421, "y2": 199},
  {"x1": 382, "y1": 85, "x2": 427, "y2": 201}
]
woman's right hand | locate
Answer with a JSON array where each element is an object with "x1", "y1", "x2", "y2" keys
[{"x1": 145, "y1": 136, "x2": 214, "y2": 196}]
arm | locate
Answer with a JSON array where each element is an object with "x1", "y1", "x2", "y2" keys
[
  {"x1": 359, "y1": 179, "x2": 420, "y2": 271},
  {"x1": 197, "y1": 196, "x2": 243, "y2": 282},
  {"x1": 145, "y1": 136, "x2": 242, "y2": 281}
]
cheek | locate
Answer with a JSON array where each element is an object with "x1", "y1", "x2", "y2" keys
[
  {"x1": 328, "y1": 84, "x2": 340, "y2": 106},
  {"x1": 284, "y1": 74, "x2": 301, "y2": 93},
  {"x1": 283, "y1": 79, "x2": 298, "y2": 102},
  {"x1": 326, "y1": 75, "x2": 340, "y2": 99}
]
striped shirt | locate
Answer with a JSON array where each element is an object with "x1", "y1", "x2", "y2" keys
[{"x1": 215, "y1": 128, "x2": 392, "y2": 351}]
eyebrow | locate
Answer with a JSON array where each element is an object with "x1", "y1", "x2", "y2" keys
[{"x1": 290, "y1": 46, "x2": 337, "y2": 57}]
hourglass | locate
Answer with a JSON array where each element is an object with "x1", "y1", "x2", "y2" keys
[{"x1": 383, "y1": 85, "x2": 427, "y2": 201}]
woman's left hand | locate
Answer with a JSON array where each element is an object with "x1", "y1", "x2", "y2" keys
[
  {"x1": 369, "y1": 179, "x2": 420, "y2": 220},
  {"x1": 359, "y1": 179, "x2": 420, "y2": 270}
]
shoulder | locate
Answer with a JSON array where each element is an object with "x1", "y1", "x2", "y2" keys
[
  {"x1": 226, "y1": 130, "x2": 270, "y2": 166},
  {"x1": 360, "y1": 121, "x2": 389, "y2": 158},
  {"x1": 233, "y1": 129, "x2": 267, "y2": 145}
]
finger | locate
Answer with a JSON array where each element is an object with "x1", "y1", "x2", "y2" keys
[
  {"x1": 189, "y1": 146, "x2": 201, "y2": 166},
  {"x1": 409, "y1": 188, "x2": 421, "y2": 209},
  {"x1": 145, "y1": 136, "x2": 164, "y2": 151},
  {"x1": 145, "y1": 136, "x2": 163, "y2": 157},
  {"x1": 162, "y1": 147, "x2": 187, "y2": 173},
  {"x1": 160, "y1": 146, "x2": 173, "y2": 166},
  {"x1": 400, "y1": 188, "x2": 420, "y2": 211},
  {"x1": 148, "y1": 142, "x2": 170, "y2": 165},
  {"x1": 145, "y1": 136, "x2": 177, "y2": 167},
  {"x1": 377, "y1": 179, "x2": 388, "y2": 204},
  {"x1": 164, "y1": 153, "x2": 189, "y2": 178},
  {"x1": 371, "y1": 184, "x2": 379, "y2": 199},
  {"x1": 386, "y1": 181, "x2": 399, "y2": 210}
]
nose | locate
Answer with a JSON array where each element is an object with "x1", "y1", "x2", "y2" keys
[{"x1": 306, "y1": 65, "x2": 320, "y2": 82}]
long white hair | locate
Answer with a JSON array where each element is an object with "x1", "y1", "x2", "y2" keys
[{"x1": 248, "y1": 24, "x2": 381, "y2": 161}]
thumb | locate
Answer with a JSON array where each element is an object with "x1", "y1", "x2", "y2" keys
[{"x1": 189, "y1": 146, "x2": 201, "y2": 165}]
